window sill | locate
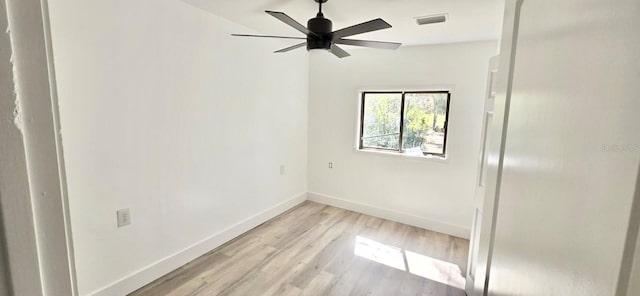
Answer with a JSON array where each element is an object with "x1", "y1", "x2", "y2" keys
[{"x1": 354, "y1": 148, "x2": 448, "y2": 163}]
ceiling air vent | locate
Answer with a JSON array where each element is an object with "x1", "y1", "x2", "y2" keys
[{"x1": 415, "y1": 13, "x2": 448, "y2": 26}]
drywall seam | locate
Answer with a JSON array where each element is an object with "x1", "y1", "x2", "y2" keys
[
  {"x1": 90, "y1": 192, "x2": 307, "y2": 296},
  {"x1": 307, "y1": 192, "x2": 471, "y2": 239}
]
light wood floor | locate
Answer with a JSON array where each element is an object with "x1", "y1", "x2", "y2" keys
[{"x1": 130, "y1": 201, "x2": 469, "y2": 296}]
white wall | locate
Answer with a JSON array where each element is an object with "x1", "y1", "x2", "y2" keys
[
  {"x1": 307, "y1": 41, "x2": 497, "y2": 238},
  {"x1": 488, "y1": 0, "x2": 640, "y2": 295},
  {"x1": 47, "y1": 0, "x2": 309, "y2": 294}
]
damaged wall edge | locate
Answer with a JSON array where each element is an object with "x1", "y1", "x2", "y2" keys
[
  {"x1": 0, "y1": 0, "x2": 44, "y2": 295},
  {"x1": 12, "y1": 102, "x2": 23, "y2": 134},
  {"x1": 1, "y1": 0, "x2": 76, "y2": 295},
  {"x1": 7, "y1": 26, "x2": 23, "y2": 135}
]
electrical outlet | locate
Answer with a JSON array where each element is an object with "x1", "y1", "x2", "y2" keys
[
  {"x1": 329, "y1": 162, "x2": 334, "y2": 169},
  {"x1": 117, "y1": 208, "x2": 131, "y2": 227},
  {"x1": 280, "y1": 165, "x2": 285, "y2": 175}
]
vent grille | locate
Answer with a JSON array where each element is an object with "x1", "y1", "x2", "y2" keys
[{"x1": 415, "y1": 14, "x2": 448, "y2": 26}]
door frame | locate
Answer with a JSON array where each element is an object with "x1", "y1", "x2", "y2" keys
[{"x1": 0, "y1": 0, "x2": 77, "y2": 294}]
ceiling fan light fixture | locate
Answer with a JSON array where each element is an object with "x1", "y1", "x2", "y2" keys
[{"x1": 415, "y1": 13, "x2": 448, "y2": 26}]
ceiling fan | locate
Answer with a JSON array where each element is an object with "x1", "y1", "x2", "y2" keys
[{"x1": 231, "y1": 0, "x2": 402, "y2": 58}]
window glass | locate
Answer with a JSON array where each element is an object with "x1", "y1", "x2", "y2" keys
[
  {"x1": 402, "y1": 93, "x2": 449, "y2": 155},
  {"x1": 359, "y1": 91, "x2": 450, "y2": 157},
  {"x1": 361, "y1": 93, "x2": 402, "y2": 150}
]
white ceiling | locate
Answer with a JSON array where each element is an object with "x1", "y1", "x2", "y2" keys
[{"x1": 183, "y1": 0, "x2": 505, "y2": 46}]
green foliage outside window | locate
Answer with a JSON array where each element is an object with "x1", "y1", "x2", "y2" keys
[{"x1": 361, "y1": 91, "x2": 449, "y2": 156}]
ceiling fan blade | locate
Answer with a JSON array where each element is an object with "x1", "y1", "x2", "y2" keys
[
  {"x1": 265, "y1": 11, "x2": 317, "y2": 36},
  {"x1": 332, "y1": 19, "x2": 392, "y2": 39},
  {"x1": 275, "y1": 42, "x2": 307, "y2": 53},
  {"x1": 231, "y1": 34, "x2": 306, "y2": 40},
  {"x1": 329, "y1": 44, "x2": 351, "y2": 58},
  {"x1": 334, "y1": 39, "x2": 402, "y2": 50}
]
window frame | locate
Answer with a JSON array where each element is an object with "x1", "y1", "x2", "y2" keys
[{"x1": 358, "y1": 90, "x2": 451, "y2": 158}]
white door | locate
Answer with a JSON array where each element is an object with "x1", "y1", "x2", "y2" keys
[
  {"x1": 465, "y1": 55, "x2": 499, "y2": 295},
  {"x1": 465, "y1": 1, "x2": 524, "y2": 295}
]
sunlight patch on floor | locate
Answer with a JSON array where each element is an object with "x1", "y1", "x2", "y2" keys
[
  {"x1": 354, "y1": 236, "x2": 465, "y2": 289},
  {"x1": 354, "y1": 236, "x2": 406, "y2": 271},
  {"x1": 405, "y1": 249, "x2": 465, "y2": 289}
]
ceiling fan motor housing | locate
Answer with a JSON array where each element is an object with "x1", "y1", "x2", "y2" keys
[{"x1": 307, "y1": 14, "x2": 333, "y2": 50}]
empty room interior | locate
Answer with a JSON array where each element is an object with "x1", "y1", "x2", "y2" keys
[{"x1": 1, "y1": 0, "x2": 639, "y2": 295}]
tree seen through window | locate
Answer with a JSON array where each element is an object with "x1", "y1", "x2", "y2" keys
[{"x1": 360, "y1": 91, "x2": 450, "y2": 157}]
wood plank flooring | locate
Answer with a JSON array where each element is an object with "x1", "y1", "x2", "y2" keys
[{"x1": 130, "y1": 201, "x2": 469, "y2": 296}]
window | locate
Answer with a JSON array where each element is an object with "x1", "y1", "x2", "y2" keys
[{"x1": 359, "y1": 91, "x2": 451, "y2": 157}]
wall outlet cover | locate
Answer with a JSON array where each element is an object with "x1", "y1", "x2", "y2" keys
[{"x1": 117, "y1": 208, "x2": 131, "y2": 227}]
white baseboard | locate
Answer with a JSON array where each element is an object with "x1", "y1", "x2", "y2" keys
[
  {"x1": 90, "y1": 192, "x2": 307, "y2": 296},
  {"x1": 307, "y1": 192, "x2": 470, "y2": 239},
  {"x1": 89, "y1": 191, "x2": 467, "y2": 295}
]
